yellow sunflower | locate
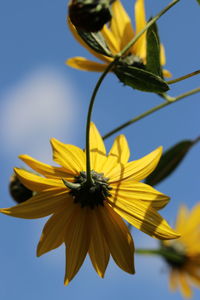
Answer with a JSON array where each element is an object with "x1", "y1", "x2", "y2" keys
[
  {"x1": 67, "y1": 0, "x2": 171, "y2": 77},
  {"x1": 1, "y1": 123, "x2": 179, "y2": 284},
  {"x1": 162, "y1": 204, "x2": 200, "y2": 298}
]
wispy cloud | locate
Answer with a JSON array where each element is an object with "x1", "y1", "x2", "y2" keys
[{"x1": 0, "y1": 66, "x2": 79, "y2": 161}]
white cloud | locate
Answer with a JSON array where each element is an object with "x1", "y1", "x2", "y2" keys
[{"x1": 0, "y1": 66, "x2": 79, "y2": 161}]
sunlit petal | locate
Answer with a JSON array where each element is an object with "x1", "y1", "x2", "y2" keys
[
  {"x1": 108, "y1": 197, "x2": 179, "y2": 240},
  {"x1": 134, "y1": 0, "x2": 146, "y2": 60},
  {"x1": 19, "y1": 154, "x2": 73, "y2": 180},
  {"x1": 109, "y1": 146, "x2": 162, "y2": 182},
  {"x1": 51, "y1": 138, "x2": 85, "y2": 174},
  {"x1": 110, "y1": 179, "x2": 169, "y2": 210},
  {"x1": 66, "y1": 57, "x2": 109, "y2": 72},
  {"x1": 1, "y1": 188, "x2": 70, "y2": 219},
  {"x1": 89, "y1": 123, "x2": 107, "y2": 172},
  {"x1": 14, "y1": 168, "x2": 63, "y2": 192}
]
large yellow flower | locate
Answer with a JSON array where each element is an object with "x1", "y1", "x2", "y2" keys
[
  {"x1": 162, "y1": 204, "x2": 200, "y2": 298},
  {"x1": 67, "y1": 0, "x2": 171, "y2": 77},
  {"x1": 1, "y1": 123, "x2": 178, "y2": 284}
]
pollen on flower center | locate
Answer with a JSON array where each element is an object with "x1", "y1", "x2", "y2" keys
[{"x1": 70, "y1": 171, "x2": 112, "y2": 209}]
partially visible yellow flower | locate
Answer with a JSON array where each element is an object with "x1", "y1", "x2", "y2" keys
[
  {"x1": 67, "y1": 0, "x2": 171, "y2": 77},
  {"x1": 1, "y1": 123, "x2": 179, "y2": 284},
  {"x1": 162, "y1": 204, "x2": 200, "y2": 298}
]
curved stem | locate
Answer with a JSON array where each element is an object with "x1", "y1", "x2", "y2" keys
[
  {"x1": 84, "y1": 0, "x2": 180, "y2": 183},
  {"x1": 85, "y1": 59, "x2": 119, "y2": 184},
  {"x1": 103, "y1": 87, "x2": 200, "y2": 140}
]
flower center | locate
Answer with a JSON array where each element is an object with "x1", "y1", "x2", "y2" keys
[
  {"x1": 70, "y1": 171, "x2": 112, "y2": 209},
  {"x1": 161, "y1": 243, "x2": 187, "y2": 269}
]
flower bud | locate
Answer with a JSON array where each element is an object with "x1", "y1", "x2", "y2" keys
[
  {"x1": 9, "y1": 174, "x2": 33, "y2": 204},
  {"x1": 68, "y1": 0, "x2": 113, "y2": 32}
]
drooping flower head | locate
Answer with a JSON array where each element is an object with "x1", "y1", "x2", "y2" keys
[
  {"x1": 162, "y1": 204, "x2": 200, "y2": 298},
  {"x1": 1, "y1": 123, "x2": 179, "y2": 284},
  {"x1": 67, "y1": 0, "x2": 171, "y2": 77}
]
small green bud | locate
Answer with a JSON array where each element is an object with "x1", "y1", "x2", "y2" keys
[{"x1": 68, "y1": 0, "x2": 113, "y2": 32}]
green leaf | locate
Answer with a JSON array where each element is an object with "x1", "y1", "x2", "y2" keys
[
  {"x1": 77, "y1": 30, "x2": 112, "y2": 57},
  {"x1": 196, "y1": 0, "x2": 200, "y2": 4},
  {"x1": 114, "y1": 64, "x2": 169, "y2": 93},
  {"x1": 145, "y1": 140, "x2": 194, "y2": 186},
  {"x1": 146, "y1": 21, "x2": 162, "y2": 78}
]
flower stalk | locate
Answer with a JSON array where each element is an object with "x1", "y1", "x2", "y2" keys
[
  {"x1": 84, "y1": 0, "x2": 181, "y2": 183},
  {"x1": 135, "y1": 248, "x2": 184, "y2": 264},
  {"x1": 85, "y1": 59, "x2": 118, "y2": 184}
]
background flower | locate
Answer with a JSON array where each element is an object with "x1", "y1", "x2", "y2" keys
[{"x1": 162, "y1": 204, "x2": 200, "y2": 298}]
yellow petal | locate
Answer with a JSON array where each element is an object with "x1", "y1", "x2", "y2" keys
[
  {"x1": 110, "y1": 179, "x2": 169, "y2": 210},
  {"x1": 19, "y1": 154, "x2": 73, "y2": 180},
  {"x1": 89, "y1": 209, "x2": 110, "y2": 278},
  {"x1": 0, "y1": 188, "x2": 70, "y2": 219},
  {"x1": 101, "y1": 25, "x2": 120, "y2": 54},
  {"x1": 51, "y1": 138, "x2": 85, "y2": 174},
  {"x1": 64, "y1": 206, "x2": 90, "y2": 285},
  {"x1": 185, "y1": 203, "x2": 200, "y2": 232},
  {"x1": 179, "y1": 272, "x2": 193, "y2": 298},
  {"x1": 89, "y1": 123, "x2": 107, "y2": 172},
  {"x1": 108, "y1": 146, "x2": 162, "y2": 183},
  {"x1": 163, "y1": 69, "x2": 172, "y2": 78},
  {"x1": 134, "y1": 0, "x2": 147, "y2": 60},
  {"x1": 37, "y1": 200, "x2": 75, "y2": 256},
  {"x1": 110, "y1": 0, "x2": 134, "y2": 51},
  {"x1": 108, "y1": 197, "x2": 180, "y2": 240},
  {"x1": 186, "y1": 266, "x2": 200, "y2": 287},
  {"x1": 103, "y1": 135, "x2": 130, "y2": 176},
  {"x1": 160, "y1": 44, "x2": 166, "y2": 66},
  {"x1": 175, "y1": 205, "x2": 189, "y2": 233},
  {"x1": 169, "y1": 269, "x2": 178, "y2": 291},
  {"x1": 66, "y1": 57, "x2": 109, "y2": 72},
  {"x1": 98, "y1": 203, "x2": 135, "y2": 274},
  {"x1": 14, "y1": 168, "x2": 63, "y2": 192},
  {"x1": 68, "y1": 18, "x2": 110, "y2": 63}
]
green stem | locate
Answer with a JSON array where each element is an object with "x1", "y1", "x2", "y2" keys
[
  {"x1": 167, "y1": 70, "x2": 200, "y2": 85},
  {"x1": 135, "y1": 248, "x2": 183, "y2": 263},
  {"x1": 103, "y1": 87, "x2": 200, "y2": 140},
  {"x1": 84, "y1": 0, "x2": 180, "y2": 183},
  {"x1": 85, "y1": 59, "x2": 119, "y2": 184},
  {"x1": 118, "y1": 0, "x2": 180, "y2": 57}
]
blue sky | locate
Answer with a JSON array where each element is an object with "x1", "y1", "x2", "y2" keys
[{"x1": 0, "y1": 0, "x2": 200, "y2": 299}]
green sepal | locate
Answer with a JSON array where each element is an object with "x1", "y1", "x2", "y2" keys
[
  {"x1": 114, "y1": 64, "x2": 169, "y2": 93},
  {"x1": 62, "y1": 179, "x2": 81, "y2": 190},
  {"x1": 77, "y1": 29, "x2": 112, "y2": 57},
  {"x1": 146, "y1": 21, "x2": 162, "y2": 78},
  {"x1": 145, "y1": 140, "x2": 194, "y2": 186}
]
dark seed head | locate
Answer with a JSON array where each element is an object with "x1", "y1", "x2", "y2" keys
[
  {"x1": 70, "y1": 170, "x2": 112, "y2": 209},
  {"x1": 9, "y1": 174, "x2": 33, "y2": 204},
  {"x1": 68, "y1": 0, "x2": 112, "y2": 32}
]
